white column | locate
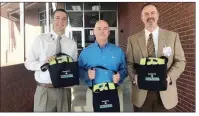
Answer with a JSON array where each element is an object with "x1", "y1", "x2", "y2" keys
[
  {"x1": 20, "y1": 3, "x2": 24, "y2": 37},
  {"x1": 20, "y1": 3, "x2": 25, "y2": 60},
  {"x1": 52, "y1": 2, "x2": 56, "y2": 11},
  {"x1": 46, "y1": 2, "x2": 50, "y2": 33}
]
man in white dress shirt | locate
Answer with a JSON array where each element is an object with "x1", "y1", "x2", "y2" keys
[{"x1": 24, "y1": 9, "x2": 77, "y2": 112}]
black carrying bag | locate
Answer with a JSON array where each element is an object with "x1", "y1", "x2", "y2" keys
[
  {"x1": 134, "y1": 56, "x2": 168, "y2": 91},
  {"x1": 90, "y1": 66, "x2": 120, "y2": 112},
  {"x1": 41, "y1": 53, "x2": 79, "y2": 88}
]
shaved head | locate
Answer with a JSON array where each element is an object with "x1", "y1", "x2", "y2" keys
[
  {"x1": 94, "y1": 20, "x2": 110, "y2": 46},
  {"x1": 94, "y1": 20, "x2": 109, "y2": 29}
]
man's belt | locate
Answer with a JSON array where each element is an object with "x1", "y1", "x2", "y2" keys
[{"x1": 36, "y1": 82, "x2": 54, "y2": 88}]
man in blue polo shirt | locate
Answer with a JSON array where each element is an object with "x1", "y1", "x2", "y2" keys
[{"x1": 78, "y1": 20, "x2": 127, "y2": 111}]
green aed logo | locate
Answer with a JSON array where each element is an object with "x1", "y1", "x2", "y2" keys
[
  {"x1": 145, "y1": 73, "x2": 160, "y2": 81},
  {"x1": 100, "y1": 100, "x2": 113, "y2": 109},
  {"x1": 60, "y1": 70, "x2": 73, "y2": 78}
]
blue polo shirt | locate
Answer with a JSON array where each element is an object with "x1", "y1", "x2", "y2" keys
[{"x1": 78, "y1": 41, "x2": 127, "y2": 86}]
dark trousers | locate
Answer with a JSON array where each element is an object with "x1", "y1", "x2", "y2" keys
[{"x1": 134, "y1": 91, "x2": 175, "y2": 112}]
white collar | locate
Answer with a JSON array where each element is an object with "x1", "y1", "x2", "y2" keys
[
  {"x1": 145, "y1": 26, "x2": 159, "y2": 37},
  {"x1": 50, "y1": 31, "x2": 65, "y2": 40}
]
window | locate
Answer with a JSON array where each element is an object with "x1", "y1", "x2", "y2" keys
[
  {"x1": 68, "y1": 12, "x2": 83, "y2": 27},
  {"x1": 64, "y1": 2, "x2": 118, "y2": 50},
  {"x1": 85, "y1": 29, "x2": 95, "y2": 47},
  {"x1": 100, "y1": 2, "x2": 117, "y2": 10},
  {"x1": 66, "y1": 2, "x2": 83, "y2": 11},
  {"x1": 84, "y1": 12, "x2": 99, "y2": 27},
  {"x1": 39, "y1": 8, "x2": 53, "y2": 33},
  {"x1": 84, "y1": 2, "x2": 99, "y2": 11},
  {"x1": 100, "y1": 11, "x2": 117, "y2": 27}
]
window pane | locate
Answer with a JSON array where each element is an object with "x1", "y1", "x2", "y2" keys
[
  {"x1": 49, "y1": 8, "x2": 53, "y2": 18},
  {"x1": 49, "y1": 8, "x2": 53, "y2": 28},
  {"x1": 40, "y1": 20, "x2": 46, "y2": 33},
  {"x1": 39, "y1": 12, "x2": 45, "y2": 20},
  {"x1": 85, "y1": 29, "x2": 95, "y2": 47},
  {"x1": 100, "y1": 11, "x2": 117, "y2": 27},
  {"x1": 68, "y1": 12, "x2": 83, "y2": 27},
  {"x1": 84, "y1": 12, "x2": 99, "y2": 27},
  {"x1": 84, "y1": 2, "x2": 99, "y2": 11},
  {"x1": 109, "y1": 30, "x2": 115, "y2": 44},
  {"x1": 66, "y1": 2, "x2": 83, "y2": 11},
  {"x1": 72, "y1": 31, "x2": 82, "y2": 48},
  {"x1": 100, "y1": 2, "x2": 117, "y2": 10}
]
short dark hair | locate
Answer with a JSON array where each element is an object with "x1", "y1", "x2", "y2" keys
[
  {"x1": 51, "y1": 9, "x2": 68, "y2": 19},
  {"x1": 141, "y1": 3, "x2": 158, "y2": 12}
]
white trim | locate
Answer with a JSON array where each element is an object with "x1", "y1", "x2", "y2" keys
[
  {"x1": 20, "y1": 3, "x2": 25, "y2": 60},
  {"x1": 46, "y1": 2, "x2": 50, "y2": 33},
  {"x1": 116, "y1": 2, "x2": 119, "y2": 46},
  {"x1": 52, "y1": 2, "x2": 56, "y2": 11}
]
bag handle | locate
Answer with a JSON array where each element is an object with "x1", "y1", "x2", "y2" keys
[
  {"x1": 90, "y1": 66, "x2": 118, "y2": 91},
  {"x1": 93, "y1": 66, "x2": 117, "y2": 74},
  {"x1": 145, "y1": 58, "x2": 158, "y2": 65},
  {"x1": 40, "y1": 53, "x2": 73, "y2": 72},
  {"x1": 41, "y1": 63, "x2": 49, "y2": 72},
  {"x1": 56, "y1": 53, "x2": 74, "y2": 62}
]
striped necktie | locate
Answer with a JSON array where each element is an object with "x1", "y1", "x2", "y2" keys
[
  {"x1": 147, "y1": 33, "x2": 155, "y2": 57},
  {"x1": 56, "y1": 36, "x2": 62, "y2": 54}
]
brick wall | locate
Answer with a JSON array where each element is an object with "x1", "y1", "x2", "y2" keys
[
  {"x1": 118, "y1": 2, "x2": 195, "y2": 112},
  {"x1": 0, "y1": 64, "x2": 35, "y2": 112}
]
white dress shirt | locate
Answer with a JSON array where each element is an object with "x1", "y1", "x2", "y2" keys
[
  {"x1": 145, "y1": 27, "x2": 159, "y2": 57},
  {"x1": 24, "y1": 31, "x2": 78, "y2": 84}
]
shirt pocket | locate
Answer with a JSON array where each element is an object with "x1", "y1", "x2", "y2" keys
[
  {"x1": 44, "y1": 41, "x2": 56, "y2": 56},
  {"x1": 109, "y1": 55, "x2": 119, "y2": 67}
]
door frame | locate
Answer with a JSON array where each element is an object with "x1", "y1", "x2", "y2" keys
[
  {"x1": 109, "y1": 28, "x2": 118, "y2": 46},
  {"x1": 70, "y1": 28, "x2": 85, "y2": 48}
]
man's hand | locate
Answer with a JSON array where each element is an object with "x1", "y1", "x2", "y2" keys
[
  {"x1": 44, "y1": 56, "x2": 56, "y2": 63},
  {"x1": 88, "y1": 68, "x2": 95, "y2": 80},
  {"x1": 113, "y1": 72, "x2": 120, "y2": 84},
  {"x1": 133, "y1": 74, "x2": 138, "y2": 86},
  {"x1": 167, "y1": 75, "x2": 172, "y2": 86}
]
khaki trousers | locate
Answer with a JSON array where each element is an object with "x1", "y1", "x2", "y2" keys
[{"x1": 34, "y1": 86, "x2": 71, "y2": 112}]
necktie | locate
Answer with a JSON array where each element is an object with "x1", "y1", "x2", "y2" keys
[
  {"x1": 56, "y1": 36, "x2": 62, "y2": 54},
  {"x1": 147, "y1": 33, "x2": 155, "y2": 57}
]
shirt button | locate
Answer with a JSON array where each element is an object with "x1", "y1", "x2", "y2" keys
[
  {"x1": 105, "y1": 72, "x2": 108, "y2": 74},
  {"x1": 104, "y1": 64, "x2": 106, "y2": 66}
]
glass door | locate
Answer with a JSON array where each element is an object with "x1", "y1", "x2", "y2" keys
[
  {"x1": 109, "y1": 29, "x2": 118, "y2": 46},
  {"x1": 85, "y1": 29, "x2": 95, "y2": 47},
  {"x1": 71, "y1": 29, "x2": 84, "y2": 55}
]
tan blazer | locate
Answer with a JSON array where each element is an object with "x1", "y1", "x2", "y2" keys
[{"x1": 126, "y1": 28, "x2": 186, "y2": 109}]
